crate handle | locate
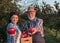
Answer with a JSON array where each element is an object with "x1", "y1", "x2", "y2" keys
[{"x1": 25, "y1": 40, "x2": 29, "y2": 41}]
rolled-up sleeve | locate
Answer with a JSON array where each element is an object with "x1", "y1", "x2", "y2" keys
[
  {"x1": 39, "y1": 19, "x2": 44, "y2": 37},
  {"x1": 7, "y1": 23, "x2": 14, "y2": 43},
  {"x1": 36, "y1": 19, "x2": 44, "y2": 37}
]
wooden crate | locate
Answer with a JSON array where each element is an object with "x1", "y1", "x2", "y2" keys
[{"x1": 21, "y1": 37, "x2": 32, "y2": 43}]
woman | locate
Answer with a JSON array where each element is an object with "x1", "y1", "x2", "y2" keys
[{"x1": 7, "y1": 11, "x2": 21, "y2": 43}]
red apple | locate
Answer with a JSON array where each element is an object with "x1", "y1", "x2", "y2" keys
[
  {"x1": 8, "y1": 27, "x2": 16, "y2": 35},
  {"x1": 21, "y1": 32, "x2": 30, "y2": 38},
  {"x1": 21, "y1": 32, "x2": 27, "y2": 38},
  {"x1": 21, "y1": 34, "x2": 25, "y2": 38},
  {"x1": 24, "y1": 33, "x2": 28, "y2": 37},
  {"x1": 27, "y1": 34, "x2": 30, "y2": 37},
  {"x1": 22, "y1": 31, "x2": 26, "y2": 35},
  {"x1": 29, "y1": 28, "x2": 34, "y2": 33}
]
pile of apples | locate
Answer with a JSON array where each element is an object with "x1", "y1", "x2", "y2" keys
[
  {"x1": 21, "y1": 28, "x2": 35, "y2": 38},
  {"x1": 21, "y1": 32, "x2": 30, "y2": 38}
]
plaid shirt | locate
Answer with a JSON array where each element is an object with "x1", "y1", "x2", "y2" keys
[{"x1": 22, "y1": 17, "x2": 44, "y2": 37}]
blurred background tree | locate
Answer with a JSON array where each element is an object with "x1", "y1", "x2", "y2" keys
[
  {"x1": 0, "y1": 0, "x2": 19, "y2": 43},
  {"x1": 0, "y1": 0, "x2": 60, "y2": 43}
]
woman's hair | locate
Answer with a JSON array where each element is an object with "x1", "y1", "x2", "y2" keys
[{"x1": 8, "y1": 11, "x2": 20, "y2": 23}]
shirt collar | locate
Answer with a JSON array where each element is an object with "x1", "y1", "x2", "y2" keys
[{"x1": 28, "y1": 17, "x2": 37, "y2": 23}]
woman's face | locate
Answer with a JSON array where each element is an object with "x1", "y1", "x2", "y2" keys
[{"x1": 11, "y1": 15, "x2": 19, "y2": 24}]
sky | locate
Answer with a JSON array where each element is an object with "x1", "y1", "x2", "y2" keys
[
  {"x1": 17, "y1": 0, "x2": 60, "y2": 6},
  {"x1": 44, "y1": 0, "x2": 60, "y2": 6},
  {"x1": 14, "y1": 0, "x2": 60, "y2": 12}
]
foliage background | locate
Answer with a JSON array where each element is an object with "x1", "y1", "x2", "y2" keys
[{"x1": 0, "y1": 0, "x2": 60, "y2": 43}]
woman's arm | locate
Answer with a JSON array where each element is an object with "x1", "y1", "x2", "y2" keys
[{"x1": 7, "y1": 23, "x2": 15, "y2": 43}]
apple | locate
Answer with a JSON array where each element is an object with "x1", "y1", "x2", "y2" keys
[
  {"x1": 24, "y1": 33, "x2": 27, "y2": 37},
  {"x1": 29, "y1": 28, "x2": 34, "y2": 33},
  {"x1": 21, "y1": 33, "x2": 24, "y2": 38},
  {"x1": 21, "y1": 32, "x2": 27, "y2": 38},
  {"x1": 8, "y1": 27, "x2": 16, "y2": 35},
  {"x1": 21, "y1": 31, "x2": 30, "y2": 38},
  {"x1": 22, "y1": 31, "x2": 26, "y2": 35},
  {"x1": 26, "y1": 34, "x2": 30, "y2": 37}
]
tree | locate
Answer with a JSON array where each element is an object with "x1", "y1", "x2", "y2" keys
[
  {"x1": 0, "y1": 0, "x2": 18, "y2": 14},
  {"x1": 0, "y1": 0, "x2": 19, "y2": 43},
  {"x1": 33, "y1": 1, "x2": 60, "y2": 39}
]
